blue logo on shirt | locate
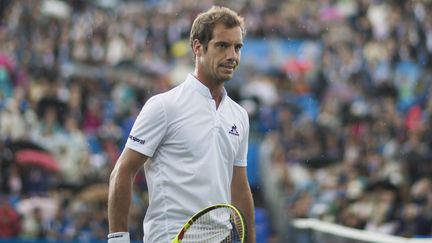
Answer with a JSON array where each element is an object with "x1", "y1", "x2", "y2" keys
[
  {"x1": 229, "y1": 124, "x2": 239, "y2": 136},
  {"x1": 129, "y1": 135, "x2": 146, "y2": 144}
]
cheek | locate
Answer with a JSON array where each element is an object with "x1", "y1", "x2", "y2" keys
[{"x1": 198, "y1": 56, "x2": 208, "y2": 67}]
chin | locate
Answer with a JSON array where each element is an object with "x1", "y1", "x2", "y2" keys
[
  {"x1": 219, "y1": 73, "x2": 233, "y2": 82},
  {"x1": 218, "y1": 76, "x2": 231, "y2": 83}
]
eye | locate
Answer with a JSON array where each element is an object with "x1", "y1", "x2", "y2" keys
[{"x1": 217, "y1": 43, "x2": 228, "y2": 49}]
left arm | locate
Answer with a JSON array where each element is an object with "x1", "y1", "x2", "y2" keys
[{"x1": 231, "y1": 166, "x2": 255, "y2": 243}]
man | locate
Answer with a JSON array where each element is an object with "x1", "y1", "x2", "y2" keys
[{"x1": 108, "y1": 6, "x2": 256, "y2": 243}]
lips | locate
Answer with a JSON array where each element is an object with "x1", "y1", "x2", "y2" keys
[
  {"x1": 221, "y1": 65, "x2": 234, "y2": 70},
  {"x1": 220, "y1": 63, "x2": 236, "y2": 70}
]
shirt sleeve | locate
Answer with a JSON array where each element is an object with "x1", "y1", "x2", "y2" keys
[
  {"x1": 125, "y1": 95, "x2": 167, "y2": 157},
  {"x1": 234, "y1": 111, "x2": 249, "y2": 167}
]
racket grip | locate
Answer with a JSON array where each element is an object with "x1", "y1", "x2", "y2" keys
[{"x1": 108, "y1": 232, "x2": 130, "y2": 243}]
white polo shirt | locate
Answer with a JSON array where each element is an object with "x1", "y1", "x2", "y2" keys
[{"x1": 125, "y1": 74, "x2": 249, "y2": 243}]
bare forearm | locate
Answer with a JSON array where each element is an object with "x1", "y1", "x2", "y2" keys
[
  {"x1": 108, "y1": 168, "x2": 135, "y2": 233},
  {"x1": 232, "y1": 187, "x2": 256, "y2": 243},
  {"x1": 108, "y1": 148, "x2": 147, "y2": 234}
]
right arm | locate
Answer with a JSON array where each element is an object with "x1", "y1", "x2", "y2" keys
[
  {"x1": 108, "y1": 95, "x2": 166, "y2": 241},
  {"x1": 108, "y1": 147, "x2": 148, "y2": 234}
]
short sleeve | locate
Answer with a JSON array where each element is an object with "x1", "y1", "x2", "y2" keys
[
  {"x1": 234, "y1": 111, "x2": 249, "y2": 167},
  {"x1": 126, "y1": 95, "x2": 167, "y2": 157}
]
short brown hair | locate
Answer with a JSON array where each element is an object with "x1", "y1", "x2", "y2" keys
[{"x1": 190, "y1": 6, "x2": 245, "y2": 54}]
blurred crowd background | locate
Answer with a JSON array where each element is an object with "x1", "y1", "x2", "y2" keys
[{"x1": 1, "y1": 0, "x2": 432, "y2": 242}]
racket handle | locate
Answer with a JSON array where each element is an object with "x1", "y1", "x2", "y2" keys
[{"x1": 108, "y1": 232, "x2": 130, "y2": 243}]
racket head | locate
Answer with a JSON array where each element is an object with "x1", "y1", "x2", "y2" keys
[{"x1": 172, "y1": 204, "x2": 247, "y2": 243}]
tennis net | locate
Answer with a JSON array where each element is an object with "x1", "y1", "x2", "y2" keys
[{"x1": 290, "y1": 218, "x2": 432, "y2": 243}]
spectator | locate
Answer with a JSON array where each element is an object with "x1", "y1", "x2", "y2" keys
[
  {"x1": 20, "y1": 207, "x2": 45, "y2": 240},
  {"x1": 0, "y1": 196, "x2": 20, "y2": 238}
]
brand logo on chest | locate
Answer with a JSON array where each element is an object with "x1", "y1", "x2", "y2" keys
[{"x1": 228, "y1": 123, "x2": 240, "y2": 136}]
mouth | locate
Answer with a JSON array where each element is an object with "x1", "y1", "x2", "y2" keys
[{"x1": 219, "y1": 64, "x2": 236, "y2": 72}]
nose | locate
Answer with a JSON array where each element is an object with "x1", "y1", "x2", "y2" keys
[{"x1": 226, "y1": 46, "x2": 239, "y2": 62}]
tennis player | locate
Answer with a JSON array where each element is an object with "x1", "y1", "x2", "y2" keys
[{"x1": 108, "y1": 6, "x2": 256, "y2": 243}]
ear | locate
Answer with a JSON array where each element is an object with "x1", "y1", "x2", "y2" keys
[{"x1": 192, "y1": 39, "x2": 202, "y2": 57}]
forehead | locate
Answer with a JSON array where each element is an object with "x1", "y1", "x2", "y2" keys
[{"x1": 210, "y1": 24, "x2": 243, "y2": 44}]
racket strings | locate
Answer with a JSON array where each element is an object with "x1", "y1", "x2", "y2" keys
[
  {"x1": 181, "y1": 207, "x2": 244, "y2": 243},
  {"x1": 229, "y1": 213, "x2": 245, "y2": 242}
]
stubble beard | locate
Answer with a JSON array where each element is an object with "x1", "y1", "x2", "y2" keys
[
  {"x1": 215, "y1": 65, "x2": 236, "y2": 83},
  {"x1": 204, "y1": 67, "x2": 232, "y2": 85}
]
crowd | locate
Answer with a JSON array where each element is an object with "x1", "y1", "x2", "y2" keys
[
  {"x1": 254, "y1": 0, "x2": 432, "y2": 241},
  {"x1": 0, "y1": 0, "x2": 431, "y2": 242}
]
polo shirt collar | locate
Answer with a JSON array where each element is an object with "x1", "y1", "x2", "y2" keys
[{"x1": 185, "y1": 73, "x2": 227, "y2": 101}]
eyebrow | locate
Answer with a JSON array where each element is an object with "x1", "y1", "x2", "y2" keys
[{"x1": 213, "y1": 41, "x2": 244, "y2": 47}]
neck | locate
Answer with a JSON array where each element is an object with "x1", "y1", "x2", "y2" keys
[{"x1": 192, "y1": 71, "x2": 224, "y2": 108}]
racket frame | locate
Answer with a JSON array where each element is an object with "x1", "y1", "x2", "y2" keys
[{"x1": 172, "y1": 203, "x2": 247, "y2": 243}]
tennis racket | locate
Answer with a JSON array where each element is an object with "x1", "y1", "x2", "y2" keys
[{"x1": 172, "y1": 204, "x2": 247, "y2": 243}]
